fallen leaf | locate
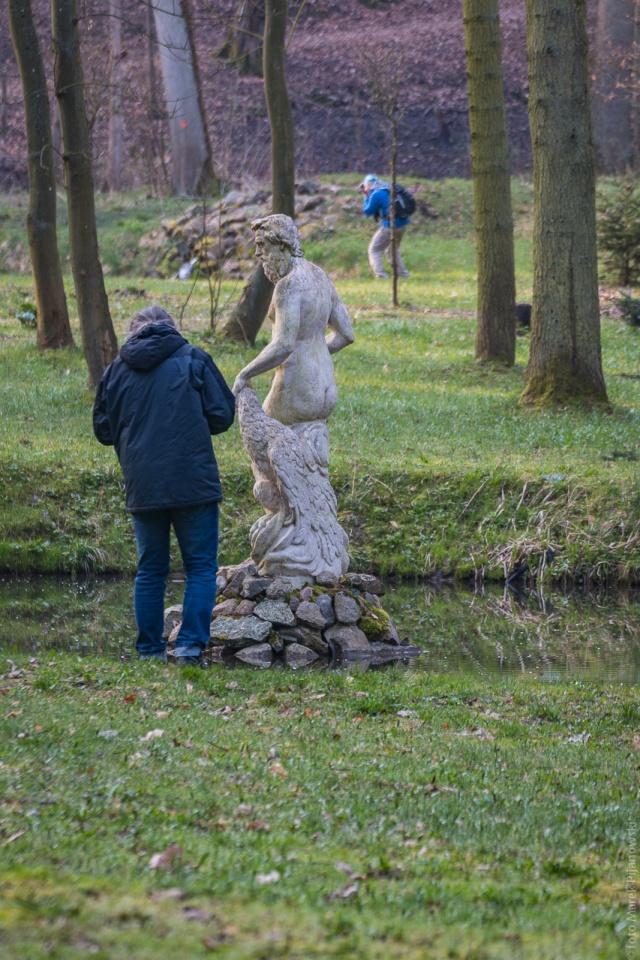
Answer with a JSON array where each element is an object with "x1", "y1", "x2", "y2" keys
[
  {"x1": 6, "y1": 710, "x2": 22, "y2": 718},
  {"x1": 186, "y1": 683, "x2": 194, "y2": 694},
  {"x1": 255, "y1": 870, "x2": 280, "y2": 886},
  {"x1": 390, "y1": 520, "x2": 399, "y2": 529},
  {"x1": 246, "y1": 820, "x2": 269, "y2": 832},
  {"x1": 149, "y1": 845, "x2": 183, "y2": 870},
  {"x1": 3, "y1": 831, "x2": 25, "y2": 846},
  {"x1": 123, "y1": 693, "x2": 136, "y2": 703},
  {"x1": 328, "y1": 882, "x2": 359, "y2": 901},
  {"x1": 140, "y1": 729, "x2": 164, "y2": 742},
  {"x1": 98, "y1": 729, "x2": 119, "y2": 738},
  {"x1": 269, "y1": 762, "x2": 288, "y2": 779}
]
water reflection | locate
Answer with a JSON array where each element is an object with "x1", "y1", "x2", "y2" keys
[{"x1": 1, "y1": 576, "x2": 639, "y2": 684}]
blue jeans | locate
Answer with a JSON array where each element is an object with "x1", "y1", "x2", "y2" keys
[{"x1": 131, "y1": 502, "x2": 219, "y2": 659}]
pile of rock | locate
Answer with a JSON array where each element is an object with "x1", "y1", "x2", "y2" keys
[
  {"x1": 140, "y1": 180, "x2": 350, "y2": 279},
  {"x1": 163, "y1": 560, "x2": 420, "y2": 668}
]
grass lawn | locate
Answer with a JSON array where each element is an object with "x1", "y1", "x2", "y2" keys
[
  {"x1": 0, "y1": 179, "x2": 638, "y2": 958},
  {"x1": 0, "y1": 655, "x2": 636, "y2": 959},
  {"x1": 0, "y1": 176, "x2": 639, "y2": 581}
]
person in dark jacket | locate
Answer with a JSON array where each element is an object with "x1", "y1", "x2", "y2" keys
[
  {"x1": 93, "y1": 306, "x2": 235, "y2": 666},
  {"x1": 359, "y1": 173, "x2": 411, "y2": 279}
]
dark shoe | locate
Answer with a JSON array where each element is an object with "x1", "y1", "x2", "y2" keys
[{"x1": 176, "y1": 654, "x2": 207, "y2": 669}]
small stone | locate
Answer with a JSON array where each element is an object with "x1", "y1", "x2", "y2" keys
[
  {"x1": 314, "y1": 593, "x2": 335, "y2": 626},
  {"x1": 316, "y1": 571, "x2": 338, "y2": 588},
  {"x1": 163, "y1": 605, "x2": 183, "y2": 639},
  {"x1": 364, "y1": 592, "x2": 382, "y2": 608},
  {"x1": 297, "y1": 178, "x2": 320, "y2": 195},
  {"x1": 280, "y1": 626, "x2": 329, "y2": 656},
  {"x1": 284, "y1": 643, "x2": 319, "y2": 667},
  {"x1": 210, "y1": 616, "x2": 271, "y2": 648},
  {"x1": 266, "y1": 579, "x2": 290, "y2": 601},
  {"x1": 212, "y1": 598, "x2": 238, "y2": 618},
  {"x1": 343, "y1": 573, "x2": 385, "y2": 596},
  {"x1": 334, "y1": 593, "x2": 360, "y2": 624},
  {"x1": 279, "y1": 576, "x2": 314, "y2": 591},
  {"x1": 235, "y1": 599, "x2": 255, "y2": 616},
  {"x1": 289, "y1": 596, "x2": 300, "y2": 613},
  {"x1": 299, "y1": 586, "x2": 314, "y2": 602},
  {"x1": 216, "y1": 574, "x2": 228, "y2": 592},
  {"x1": 324, "y1": 623, "x2": 371, "y2": 657},
  {"x1": 377, "y1": 620, "x2": 402, "y2": 645},
  {"x1": 295, "y1": 601, "x2": 326, "y2": 630},
  {"x1": 234, "y1": 643, "x2": 273, "y2": 666},
  {"x1": 254, "y1": 600, "x2": 296, "y2": 626},
  {"x1": 241, "y1": 576, "x2": 273, "y2": 599}
]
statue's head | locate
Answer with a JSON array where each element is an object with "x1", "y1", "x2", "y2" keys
[{"x1": 251, "y1": 215, "x2": 302, "y2": 283}]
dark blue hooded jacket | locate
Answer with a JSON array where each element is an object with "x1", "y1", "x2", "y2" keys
[{"x1": 93, "y1": 323, "x2": 235, "y2": 512}]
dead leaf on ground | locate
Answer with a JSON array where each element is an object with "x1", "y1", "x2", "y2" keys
[
  {"x1": 328, "y1": 882, "x2": 359, "y2": 901},
  {"x1": 149, "y1": 845, "x2": 183, "y2": 870}
]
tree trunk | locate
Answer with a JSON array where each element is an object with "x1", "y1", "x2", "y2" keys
[
  {"x1": 522, "y1": 0, "x2": 609, "y2": 407},
  {"x1": 105, "y1": 0, "x2": 123, "y2": 191},
  {"x1": 219, "y1": 0, "x2": 294, "y2": 345},
  {"x1": 593, "y1": 0, "x2": 635, "y2": 172},
  {"x1": 8, "y1": 0, "x2": 74, "y2": 351},
  {"x1": 390, "y1": 119, "x2": 398, "y2": 308},
  {"x1": 463, "y1": 0, "x2": 516, "y2": 365},
  {"x1": 153, "y1": 0, "x2": 217, "y2": 197},
  {"x1": 52, "y1": 0, "x2": 118, "y2": 387},
  {"x1": 229, "y1": 0, "x2": 265, "y2": 77}
]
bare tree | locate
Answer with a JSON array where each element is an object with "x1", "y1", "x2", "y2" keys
[
  {"x1": 219, "y1": 0, "x2": 295, "y2": 344},
  {"x1": 522, "y1": 0, "x2": 608, "y2": 407},
  {"x1": 593, "y1": 0, "x2": 636, "y2": 171},
  {"x1": 463, "y1": 0, "x2": 516, "y2": 364},
  {"x1": 8, "y1": 0, "x2": 74, "y2": 350},
  {"x1": 361, "y1": 45, "x2": 407, "y2": 307},
  {"x1": 223, "y1": 0, "x2": 265, "y2": 76},
  {"x1": 153, "y1": 0, "x2": 218, "y2": 196},
  {"x1": 52, "y1": 0, "x2": 118, "y2": 387}
]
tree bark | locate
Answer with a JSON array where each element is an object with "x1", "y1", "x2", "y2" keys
[
  {"x1": 219, "y1": 0, "x2": 295, "y2": 345},
  {"x1": 52, "y1": 0, "x2": 118, "y2": 387},
  {"x1": 522, "y1": 0, "x2": 609, "y2": 407},
  {"x1": 593, "y1": 0, "x2": 635, "y2": 172},
  {"x1": 463, "y1": 0, "x2": 516, "y2": 365},
  {"x1": 8, "y1": 0, "x2": 74, "y2": 350},
  {"x1": 153, "y1": 0, "x2": 217, "y2": 196},
  {"x1": 105, "y1": 0, "x2": 123, "y2": 191}
]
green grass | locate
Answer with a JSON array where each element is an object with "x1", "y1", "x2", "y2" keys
[
  {"x1": 0, "y1": 179, "x2": 639, "y2": 581},
  {"x1": 0, "y1": 654, "x2": 635, "y2": 958}
]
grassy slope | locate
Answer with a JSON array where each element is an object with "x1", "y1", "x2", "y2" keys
[
  {"x1": 1, "y1": 179, "x2": 639, "y2": 581},
  {"x1": 0, "y1": 655, "x2": 635, "y2": 959}
]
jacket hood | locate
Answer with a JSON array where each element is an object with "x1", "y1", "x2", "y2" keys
[{"x1": 119, "y1": 323, "x2": 188, "y2": 371}]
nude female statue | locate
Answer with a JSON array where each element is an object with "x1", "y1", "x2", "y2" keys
[
  {"x1": 231, "y1": 215, "x2": 354, "y2": 425},
  {"x1": 231, "y1": 215, "x2": 354, "y2": 577}
]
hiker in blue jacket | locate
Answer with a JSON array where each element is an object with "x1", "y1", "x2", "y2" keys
[
  {"x1": 93, "y1": 305, "x2": 235, "y2": 667},
  {"x1": 360, "y1": 173, "x2": 411, "y2": 279}
]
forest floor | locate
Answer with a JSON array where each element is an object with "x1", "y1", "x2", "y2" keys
[
  {"x1": 1, "y1": 178, "x2": 639, "y2": 584},
  {"x1": 0, "y1": 655, "x2": 636, "y2": 959}
]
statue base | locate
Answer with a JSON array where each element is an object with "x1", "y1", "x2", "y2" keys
[{"x1": 164, "y1": 561, "x2": 421, "y2": 669}]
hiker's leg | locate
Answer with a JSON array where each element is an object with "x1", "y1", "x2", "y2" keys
[
  {"x1": 385, "y1": 227, "x2": 410, "y2": 278},
  {"x1": 368, "y1": 227, "x2": 390, "y2": 278}
]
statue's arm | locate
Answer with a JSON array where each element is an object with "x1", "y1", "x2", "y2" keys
[
  {"x1": 326, "y1": 288, "x2": 354, "y2": 355},
  {"x1": 233, "y1": 283, "x2": 300, "y2": 394}
]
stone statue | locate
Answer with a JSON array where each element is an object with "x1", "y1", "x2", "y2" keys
[{"x1": 233, "y1": 214, "x2": 354, "y2": 578}]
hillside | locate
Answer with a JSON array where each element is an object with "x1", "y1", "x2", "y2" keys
[{"x1": 0, "y1": 0, "x2": 535, "y2": 191}]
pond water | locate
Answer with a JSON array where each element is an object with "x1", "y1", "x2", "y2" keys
[{"x1": 1, "y1": 576, "x2": 639, "y2": 684}]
